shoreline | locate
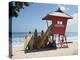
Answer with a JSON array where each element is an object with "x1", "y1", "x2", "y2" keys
[{"x1": 12, "y1": 36, "x2": 78, "y2": 47}]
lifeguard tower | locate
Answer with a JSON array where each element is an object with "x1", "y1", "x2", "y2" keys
[
  {"x1": 24, "y1": 8, "x2": 72, "y2": 51},
  {"x1": 42, "y1": 8, "x2": 72, "y2": 48}
]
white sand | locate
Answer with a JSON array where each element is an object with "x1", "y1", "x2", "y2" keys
[{"x1": 12, "y1": 40, "x2": 78, "y2": 59}]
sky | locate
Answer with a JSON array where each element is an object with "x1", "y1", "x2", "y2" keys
[{"x1": 12, "y1": 2, "x2": 78, "y2": 32}]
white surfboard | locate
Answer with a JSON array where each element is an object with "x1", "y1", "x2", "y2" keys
[{"x1": 24, "y1": 35, "x2": 33, "y2": 49}]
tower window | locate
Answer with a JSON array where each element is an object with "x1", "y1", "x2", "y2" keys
[{"x1": 57, "y1": 21, "x2": 62, "y2": 25}]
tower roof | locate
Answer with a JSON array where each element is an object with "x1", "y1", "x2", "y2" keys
[
  {"x1": 48, "y1": 8, "x2": 72, "y2": 18},
  {"x1": 42, "y1": 8, "x2": 72, "y2": 20},
  {"x1": 55, "y1": 8, "x2": 64, "y2": 13}
]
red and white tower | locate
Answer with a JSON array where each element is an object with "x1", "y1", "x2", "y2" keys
[{"x1": 42, "y1": 8, "x2": 72, "y2": 48}]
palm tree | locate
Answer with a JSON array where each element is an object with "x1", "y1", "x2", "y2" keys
[
  {"x1": 9, "y1": 1, "x2": 29, "y2": 17},
  {"x1": 9, "y1": 1, "x2": 29, "y2": 58}
]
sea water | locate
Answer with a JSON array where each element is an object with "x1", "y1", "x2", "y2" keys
[{"x1": 11, "y1": 32, "x2": 78, "y2": 47}]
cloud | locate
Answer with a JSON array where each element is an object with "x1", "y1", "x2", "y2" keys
[
  {"x1": 60, "y1": 6, "x2": 66, "y2": 11},
  {"x1": 58, "y1": 5, "x2": 70, "y2": 12},
  {"x1": 66, "y1": 13, "x2": 78, "y2": 32}
]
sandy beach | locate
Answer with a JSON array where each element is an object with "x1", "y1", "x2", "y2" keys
[{"x1": 12, "y1": 40, "x2": 78, "y2": 59}]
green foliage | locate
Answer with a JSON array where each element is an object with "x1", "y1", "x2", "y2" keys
[{"x1": 9, "y1": 1, "x2": 29, "y2": 17}]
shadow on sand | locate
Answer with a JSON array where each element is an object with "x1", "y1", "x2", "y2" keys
[{"x1": 24, "y1": 47, "x2": 57, "y2": 53}]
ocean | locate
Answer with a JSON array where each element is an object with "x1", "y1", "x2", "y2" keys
[{"x1": 11, "y1": 32, "x2": 78, "y2": 47}]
